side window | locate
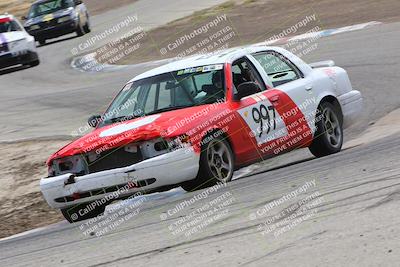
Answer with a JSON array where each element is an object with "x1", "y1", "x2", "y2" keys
[
  {"x1": 253, "y1": 52, "x2": 301, "y2": 87},
  {"x1": 231, "y1": 58, "x2": 266, "y2": 92},
  {"x1": 64, "y1": 0, "x2": 75, "y2": 8}
]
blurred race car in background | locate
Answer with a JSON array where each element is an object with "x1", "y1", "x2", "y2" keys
[
  {"x1": 0, "y1": 14, "x2": 40, "y2": 69},
  {"x1": 23, "y1": 0, "x2": 91, "y2": 45},
  {"x1": 40, "y1": 45, "x2": 362, "y2": 223}
]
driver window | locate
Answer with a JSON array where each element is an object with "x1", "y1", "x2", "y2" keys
[
  {"x1": 231, "y1": 58, "x2": 266, "y2": 92},
  {"x1": 253, "y1": 52, "x2": 301, "y2": 87}
]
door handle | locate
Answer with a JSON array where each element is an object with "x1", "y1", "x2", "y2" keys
[{"x1": 305, "y1": 85, "x2": 313, "y2": 91}]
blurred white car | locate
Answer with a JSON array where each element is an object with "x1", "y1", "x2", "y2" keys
[{"x1": 0, "y1": 14, "x2": 40, "y2": 69}]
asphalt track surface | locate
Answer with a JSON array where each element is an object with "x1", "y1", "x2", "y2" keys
[{"x1": 0, "y1": 1, "x2": 400, "y2": 266}]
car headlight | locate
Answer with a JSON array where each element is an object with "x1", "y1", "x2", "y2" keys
[
  {"x1": 136, "y1": 135, "x2": 191, "y2": 160},
  {"x1": 58, "y1": 16, "x2": 71, "y2": 23},
  {"x1": 48, "y1": 155, "x2": 88, "y2": 177},
  {"x1": 29, "y1": 25, "x2": 40, "y2": 30},
  {"x1": 154, "y1": 135, "x2": 191, "y2": 152}
]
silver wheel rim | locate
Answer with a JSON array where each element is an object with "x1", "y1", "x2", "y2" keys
[
  {"x1": 322, "y1": 107, "x2": 342, "y2": 148},
  {"x1": 207, "y1": 140, "x2": 233, "y2": 182}
]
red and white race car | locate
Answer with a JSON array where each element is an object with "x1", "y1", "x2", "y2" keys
[{"x1": 40, "y1": 45, "x2": 362, "y2": 222}]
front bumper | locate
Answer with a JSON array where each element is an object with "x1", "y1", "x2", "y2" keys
[
  {"x1": 40, "y1": 147, "x2": 200, "y2": 209},
  {"x1": 0, "y1": 50, "x2": 38, "y2": 69},
  {"x1": 27, "y1": 20, "x2": 77, "y2": 40},
  {"x1": 338, "y1": 90, "x2": 363, "y2": 128}
]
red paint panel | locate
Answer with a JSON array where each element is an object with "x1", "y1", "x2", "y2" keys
[{"x1": 0, "y1": 17, "x2": 11, "y2": 23}]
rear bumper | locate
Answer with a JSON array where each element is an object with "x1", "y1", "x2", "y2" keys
[
  {"x1": 27, "y1": 21, "x2": 77, "y2": 40},
  {"x1": 0, "y1": 50, "x2": 38, "y2": 68},
  {"x1": 338, "y1": 90, "x2": 363, "y2": 128},
  {"x1": 40, "y1": 147, "x2": 199, "y2": 209}
]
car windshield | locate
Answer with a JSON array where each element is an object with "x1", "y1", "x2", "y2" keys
[
  {"x1": 28, "y1": 0, "x2": 74, "y2": 18},
  {"x1": 100, "y1": 64, "x2": 225, "y2": 126},
  {"x1": 0, "y1": 20, "x2": 21, "y2": 33}
]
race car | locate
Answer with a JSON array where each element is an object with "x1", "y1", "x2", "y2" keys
[
  {"x1": 0, "y1": 14, "x2": 39, "y2": 69},
  {"x1": 23, "y1": 0, "x2": 90, "y2": 45},
  {"x1": 40, "y1": 45, "x2": 363, "y2": 223}
]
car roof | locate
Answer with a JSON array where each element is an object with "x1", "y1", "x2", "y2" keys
[
  {"x1": 0, "y1": 14, "x2": 14, "y2": 20},
  {"x1": 129, "y1": 45, "x2": 279, "y2": 82}
]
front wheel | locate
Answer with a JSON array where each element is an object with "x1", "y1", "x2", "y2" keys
[
  {"x1": 76, "y1": 19, "x2": 85, "y2": 36},
  {"x1": 83, "y1": 16, "x2": 91, "y2": 33},
  {"x1": 61, "y1": 201, "x2": 108, "y2": 223},
  {"x1": 309, "y1": 102, "x2": 343, "y2": 157},
  {"x1": 181, "y1": 134, "x2": 234, "y2": 192},
  {"x1": 28, "y1": 59, "x2": 40, "y2": 67}
]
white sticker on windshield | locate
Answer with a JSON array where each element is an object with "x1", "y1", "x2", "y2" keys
[{"x1": 177, "y1": 64, "x2": 223, "y2": 75}]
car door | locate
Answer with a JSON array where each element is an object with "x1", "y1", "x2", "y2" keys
[
  {"x1": 249, "y1": 51, "x2": 317, "y2": 153},
  {"x1": 230, "y1": 57, "x2": 291, "y2": 164}
]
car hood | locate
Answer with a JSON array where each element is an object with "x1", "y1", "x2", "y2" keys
[
  {"x1": 0, "y1": 31, "x2": 26, "y2": 44},
  {"x1": 47, "y1": 104, "x2": 226, "y2": 163}
]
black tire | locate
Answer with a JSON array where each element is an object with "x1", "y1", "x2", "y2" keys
[
  {"x1": 29, "y1": 59, "x2": 40, "y2": 67},
  {"x1": 83, "y1": 16, "x2": 91, "y2": 33},
  {"x1": 309, "y1": 102, "x2": 343, "y2": 158},
  {"x1": 76, "y1": 19, "x2": 85, "y2": 36},
  {"x1": 181, "y1": 133, "x2": 234, "y2": 192},
  {"x1": 38, "y1": 39, "x2": 45, "y2": 46},
  {"x1": 61, "y1": 201, "x2": 108, "y2": 223}
]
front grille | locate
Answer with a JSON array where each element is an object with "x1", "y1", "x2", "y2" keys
[
  {"x1": 87, "y1": 147, "x2": 143, "y2": 174},
  {"x1": 54, "y1": 178, "x2": 157, "y2": 203},
  {"x1": 39, "y1": 19, "x2": 58, "y2": 29}
]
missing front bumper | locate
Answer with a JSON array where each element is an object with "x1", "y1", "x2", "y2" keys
[{"x1": 40, "y1": 147, "x2": 200, "y2": 209}]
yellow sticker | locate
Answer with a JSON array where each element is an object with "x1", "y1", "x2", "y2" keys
[
  {"x1": 244, "y1": 111, "x2": 249, "y2": 118},
  {"x1": 42, "y1": 14, "x2": 54, "y2": 22}
]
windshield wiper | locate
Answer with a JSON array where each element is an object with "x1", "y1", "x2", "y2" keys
[
  {"x1": 145, "y1": 105, "x2": 194, "y2": 116},
  {"x1": 104, "y1": 115, "x2": 141, "y2": 124}
]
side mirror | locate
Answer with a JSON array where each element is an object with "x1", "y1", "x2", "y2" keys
[
  {"x1": 234, "y1": 82, "x2": 261, "y2": 101},
  {"x1": 74, "y1": 0, "x2": 83, "y2": 5},
  {"x1": 88, "y1": 115, "x2": 101, "y2": 128},
  {"x1": 21, "y1": 16, "x2": 27, "y2": 21}
]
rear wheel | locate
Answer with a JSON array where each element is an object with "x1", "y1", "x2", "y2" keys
[
  {"x1": 309, "y1": 102, "x2": 343, "y2": 157},
  {"x1": 181, "y1": 134, "x2": 234, "y2": 192},
  {"x1": 29, "y1": 59, "x2": 40, "y2": 67},
  {"x1": 61, "y1": 201, "x2": 108, "y2": 223}
]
